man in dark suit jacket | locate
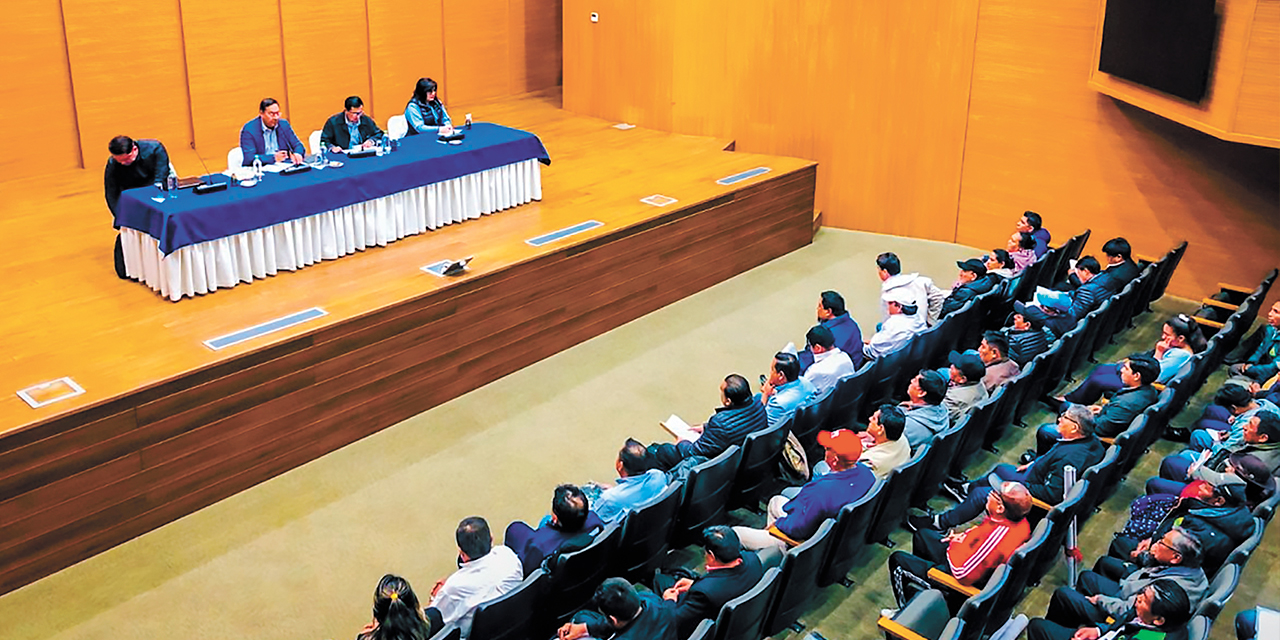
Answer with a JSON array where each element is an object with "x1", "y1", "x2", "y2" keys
[
  {"x1": 239, "y1": 97, "x2": 306, "y2": 166},
  {"x1": 656, "y1": 526, "x2": 765, "y2": 638},
  {"x1": 1029, "y1": 580, "x2": 1194, "y2": 640},
  {"x1": 503, "y1": 484, "x2": 603, "y2": 576},
  {"x1": 1036, "y1": 354, "x2": 1160, "y2": 453},
  {"x1": 799, "y1": 291, "x2": 865, "y2": 371},
  {"x1": 320, "y1": 95, "x2": 385, "y2": 152},
  {"x1": 1094, "y1": 237, "x2": 1142, "y2": 293},
  {"x1": 940, "y1": 259, "x2": 996, "y2": 317},
  {"x1": 104, "y1": 135, "x2": 171, "y2": 278}
]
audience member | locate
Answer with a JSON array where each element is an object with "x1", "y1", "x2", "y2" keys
[
  {"x1": 865, "y1": 290, "x2": 926, "y2": 360},
  {"x1": 800, "y1": 324, "x2": 855, "y2": 398},
  {"x1": 655, "y1": 526, "x2": 764, "y2": 638},
  {"x1": 1151, "y1": 411, "x2": 1280, "y2": 496},
  {"x1": 239, "y1": 97, "x2": 305, "y2": 165},
  {"x1": 887, "y1": 481, "x2": 1033, "y2": 610},
  {"x1": 978, "y1": 331, "x2": 1021, "y2": 392},
  {"x1": 1016, "y1": 211, "x2": 1051, "y2": 258},
  {"x1": 1035, "y1": 354, "x2": 1159, "y2": 454},
  {"x1": 504, "y1": 484, "x2": 604, "y2": 576},
  {"x1": 1029, "y1": 580, "x2": 1194, "y2": 640},
  {"x1": 926, "y1": 405, "x2": 1102, "y2": 530},
  {"x1": 1005, "y1": 303, "x2": 1053, "y2": 366},
  {"x1": 1109, "y1": 483, "x2": 1254, "y2": 573},
  {"x1": 320, "y1": 95, "x2": 384, "y2": 152},
  {"x1": 1058, "y1": 315, "x2": 1204, "y2": 406},
  {"x1": 557, "y1": 577, "x2": 678, "y2": 640},
  {"x1": 650, "y1": 374, "x2": 767, "y2": 470},
  {"x1": 734, "y1": 429, "x2": 874, "y2": 561},
  {"x1": 984, "y1": 248, "x2": 1017, "y2": 280},
  {"x1": 877, "y1": 252, "x2": 944, "y2": 327},
  {"x1": 857, "y1": 404, "x2": 911, "y2": 479},
  {"x1": 1062, "y1": 255, "x2": 1109, "y2": 319},
  {"x1": 940, "y1": 350, "x2": 989, "y2": 422},
  {"x1": 1094, "y1": 237, "x2": 1142, "y2": 293},
  {"x1": 900, "y1": 370, "x2": 951, "y2": 451},
  {"x1": 797, "y1": 291, "x2": 865, "y2": 371},
  {"x1": 104, "y1": 135, "x2": 171, "y2": 279},
  {"x1": 591, "y1": 439, "x2": 670, "y2": 524},
  {"x1": 425, "y1": 517, "x2": 523, "y2": 637},
  {"x1": 1007, "y1": 231, "x2": 1038, "y2": 274},
  {"x1": 941, "y1": 259, "x2": 997, "y2": 318},
  {"x1": 1224, "y1": 301, "x2": 1280, "y2": 386},
  {"x1": 760, "y1": 352, "x2": 817, "y2": 428},
  {"x1": 1187, "y1": 382, "x2": 1280, "y2": 452},
  {"x1": 1023, "y1": 294, "x2": 1078, "y2": 339},
  {"x1": 355, "y1": 574, "x2": 432, "y2": 640}
]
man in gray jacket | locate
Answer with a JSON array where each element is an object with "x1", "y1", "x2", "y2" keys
[{"x1": 900, "y1": 370, "x2": 950, "y2": 451}]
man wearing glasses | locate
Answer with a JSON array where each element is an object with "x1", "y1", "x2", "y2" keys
[{"x1": 320, "y1": 96, "x2": 385, "y2": 153}]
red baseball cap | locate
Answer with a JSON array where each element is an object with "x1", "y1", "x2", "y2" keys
[{"x1": 816, "y1": 429, "x2": 864, "y2": 464}]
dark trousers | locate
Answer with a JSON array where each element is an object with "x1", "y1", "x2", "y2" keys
[
  {"x1": 888, "y1": 529, "x2": 952, "y2": 607},
  {"x1": 1064, "y1": 364, "x2": 1122, "y2": 405},
  {"x1": 1027, "y1": 617, "x2": 1082, "y2": 640},
  {"x1": 424, "y1": 607, "x2": 445, "y2": 635},
  {"x1": 1045, "y1": 585, "x2": 1108, "y2": 628},
  {"x1": 937, "y1": 465, "x2": 1025, "y2": 529},
  {"x1": 114, "y1": 234, "x2": 128, "y2": 279}
]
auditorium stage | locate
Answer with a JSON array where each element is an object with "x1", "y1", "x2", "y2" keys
[{"x1": 0, "y1": 89, "x2": 816, "y2": 594}]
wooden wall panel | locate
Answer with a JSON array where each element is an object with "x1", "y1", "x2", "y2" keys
[
  {"x1": 1235, "y1": 0, "x2": 1280, "y2": 139},
  {"x1": 956, "y1": 0, "x2": 1280, "y2": 301},
  {"x1": 508, "y1": 0, "x2": 563, "y2": 94},
  {"x1": 278, "y1": 0, "x2": 373, "y2": 143},
  {"x1": 562, "y1": 0, "x2": 979, "y2": 239},
  {"x1": 181, "y1": 0, "x2": 288, "y2": 158},
  {"x1": 0, "y1": 1, "x2": 81, "y2": 179},
  {"x1": 442, "y1": 0, "x2": 511, "y2": 103},
  {"x1": 367, "y1": 0, "x2": 445, "y2": 123},
  {"x1": 62, "y1": 0, "x2": 194, "y2": 168}
]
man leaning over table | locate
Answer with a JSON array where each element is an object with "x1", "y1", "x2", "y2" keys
[
  {"x1": 320, "y1": 96, "x2": 384, "y2": 153},
  {"x1": 239, "y1": 97, "x2": 305, "y2": 166},
  {"x1": 104, "y1": 134, "x2": 170, "y2": 280}
]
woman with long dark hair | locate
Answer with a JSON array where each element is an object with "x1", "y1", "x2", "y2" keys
[
  {"x1": 404, "y1": 77, "x2": 452, "y2": 136},
  {"x1": 356, "y1": 574, "x2": 430, "y2": 640},
  {"x1": 1058, "y1": 314, "x2": 1205, "y2": 405}
]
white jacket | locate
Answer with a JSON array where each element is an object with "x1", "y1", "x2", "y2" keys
[{"x1": 880, "y1": 273, "x2": 944, "y2": 326}]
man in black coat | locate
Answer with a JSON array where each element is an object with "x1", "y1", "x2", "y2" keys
[
  {"x1": 656, "y1": 526, "x2": 765, "y2": 638},
  {"x1": 1006, "y1": 302, "x2": 1053, "y2": 366},
  {"x1": 650, "y1": 374, "x2": 767, "y2": 470},
  {"x1": 104, "y1": 135, "x2": 171, "y2": 279},
  {"x1": 1036, "y1": 353, "x2": 1160, "y2": 454},
  {"x1": 1110, "y1": 483, "x2": 1255, "y2": 574},
  {"x1": 940, "y1": 259, "x2": 996, "y2": 317},
  {"x1": 1029, "y1": 580, "x2": 1195, "y2": 640},
  {"x1": 1094, "y1": 237, "x2": 1142, "y2": 293},
  {"x1": 320, "y1": 95, "x2": 385, "y2": 152}
]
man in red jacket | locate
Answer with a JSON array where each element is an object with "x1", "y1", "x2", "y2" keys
[{"x1": 886, "y1": 481, "x2": 1033, "y2": 611}]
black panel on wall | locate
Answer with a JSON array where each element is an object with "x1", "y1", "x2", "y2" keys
[{"x1": 1098, "y1": 0, "x2": 1219, "y2": 103}]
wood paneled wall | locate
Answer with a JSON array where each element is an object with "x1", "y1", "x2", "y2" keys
[
  {"x1": 563, "y1": 0, "x2": 1280, "y2": 300},
  {"x1": 6, "y1": 0, "x2": 560, "y2": 181}
]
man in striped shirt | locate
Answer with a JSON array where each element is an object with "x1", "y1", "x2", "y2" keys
[{"x1": 886, "y1": 481, "x2": 1033, "y2": 610}]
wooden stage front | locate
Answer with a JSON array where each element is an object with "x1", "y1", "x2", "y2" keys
[{"x1": 0, "y1": 90, "x2": 816, "y2": 595}]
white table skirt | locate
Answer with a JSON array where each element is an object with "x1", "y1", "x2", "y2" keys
[{"x1": 122, "y1": 158, "x2": 542, "y2": 301}]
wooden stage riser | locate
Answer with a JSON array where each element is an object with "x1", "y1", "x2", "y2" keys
[{"x1": 0, "y1": 166, "x2": 816, "y2": 595}]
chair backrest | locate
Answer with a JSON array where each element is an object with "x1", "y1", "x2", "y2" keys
[
  {"x1": 1112, "y1": 418, "x2": 1146, "y2": 479},
  {"x1": 950, "y1": 392, "x2": 1001, "y2": 478},
  {"x1": 712, "y1": 567, "x2": 781, "y2": 640},
  {"x1": 467, "y1": 568, "x2": 547, "y2": 640},
  {"x1": 764, "y1": 519, "x2": 836, "y2": 635},
  {"x1": 1078, "y1": 446, "x2": 1121, "y2": 523},
  {"x1": 545, "y1": 520, "x2": 623, "y2": 625},
  {"x1": 614, "y1": 482, "x2": 683, "y2": 581},
  {"x1": 954, "y1": 564, "x2": 1011, "y2": 640},
  {"x1": 912, "y1": 421, "x2": 966, "y2": 510},
  {"x1": 731, "y1": 422, "x2": 789, "y2": 510},
  {"x1": 1045, "y1": 322, "x2": 1088, "y2": 387},
  {"x1": 1193, "y1": 562, "x2": 1240, "y2": 620},
  {"x1": 868, "y1": 345, "x2": 914, "y2": 410},
  {"x1": 791, "y1": 393, "x2": 835, "y2": 448},
  {"x1": 1253, "y1": 477, "x2": 1280, "y2": 522},
  {"x1": 309, "y1": 129, "x2": 323, "y2": 155},
  {"x1": 818, "y1": 478, "x2": 886, "y2": 587},
  {"x1": 226, "y1": 147, "x2": 243, "y2": 171},
  {"x1": 686, "y1": 618, "x2": 715, "y2": 640},
  {"x1": 387, "y1": 114, "x2": 409, "y2": 139},
  {"x1": 427, "y1": 622, "x2": 462, "y2": 640},
  {"x1": 1148, "y1": 241, "x2": 1186, "y2": 304},
  {"x1": 868, "y1": 444, "x2": 932, "y2": 545},
  {"x1": 1067, "y1": 303, "x2": 1109, "y2": 374},
  {"x1": 1027, "y1": 480, "x2": 1089, "y2": 586},
  {"x1": 825, "y1": 363, "x2": 872, "y2": 431},
  {"x1": 676, "y1": 445, "x2": 742, "y2": 543},
  {"x1": 1017, "y1": 345, "x2": 1059, "y2": 416},
  {"x1": 1223, "y1": 517, "x2": 1265, "y2": 568},
  {"x1": 985, "y1": 519, "x2": 1052, "y2": 634},
  {"x1": 1184, "y1": 615, "x2": 1211, "y2": 640}
]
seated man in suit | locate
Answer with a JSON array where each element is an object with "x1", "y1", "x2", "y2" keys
[
  {"x1": 940, "y1": 259, "x2": 997, "y2": 318},
  {"x1": 104, "y1": 135, "x2": 171, "y2": 279},
  {"x1": 733, "y1": 429, "x2": 874, "y2": 561},
  {"x1": 759, "y1": 352, "x2": 817, "y2": 428},
  {"x1": 923, "y1": 404, "x2": 1104, "y2": 531},
  {"x1": 1042, "y1": 528, "x2": 1207, "y2": 633},
  {"x1": 320, "y1": 95, "x2": 385, "y2": 153},
  {"x1": 1005, "y1": 302, "x2": 1053, "y2": 366},
  {"x1": 650, "y1": 373, "x2": 767, "y2": 470},
  {"x1": 886, "y1": 481, "x2": 1033, "y2": 612},
  {"x1": 424, "y1": 516, "x2": 523, "y2": 637},
  {"x1": 978, "y1": 331, "x2": 1021, "y2": 392},
  {"x1": 901, "y1": 370, "x2": 951, "y2": 451},
  {"x1": 1094, "y1": 237, "x2": 1141, "y2": 293},
  {"x1": 590, "y1": 439, "x2": 670, "y2": 524},
  {"x1": 797, "y1": 290, "x2": 864, "y2": 371},
  {"x1": 1016, "y1": 210, "x2": 1051, "y2": 258},
  {"x1": 504, "y1": 484, "x2": 604, "y2": 576},
  {"x1": 1035, "y1": 353, "x2": 1160, "y2": 454},
  {"x1": 239, "y1": 97, "x2": 305, "y2": 165},
  {"x1": 940, "y1": 350, "x2": 988, "y2": 423},
  {"x1": 1029, "y1": 580, "x2": 1195, "y2": 640},
  {"x1": 799, "y1": 324, "x2": 855, "y2": 399},
  {"x1": 557, "y1": 577, "x2": 679, "y2": 640},
  {"x1": 655, "y1": 526, "x2": 764, "y2": 638}
]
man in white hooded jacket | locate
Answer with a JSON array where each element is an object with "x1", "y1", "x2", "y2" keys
[{"x1": 877, "y1": 252, "x2": 945, "y2": 327}]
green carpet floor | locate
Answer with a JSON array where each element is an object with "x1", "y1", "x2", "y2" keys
[{"x1": 0, "y1": 229, "x2": 1274, "y2": 640}]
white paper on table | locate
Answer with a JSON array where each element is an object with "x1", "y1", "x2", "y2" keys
[
  {"x1": 260, "y1": 163, "x2": 289, "y2": 173},
  {"x1": 662, "y1": 414, "x2": 701, "y2": 442}
]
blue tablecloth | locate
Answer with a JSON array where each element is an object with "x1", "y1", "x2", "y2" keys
[{"x1": 116, "y1": 123, "x2": 550, "y2": 254}]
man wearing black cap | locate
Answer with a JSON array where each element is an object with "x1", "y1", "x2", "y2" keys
[
  {"x1": 941, "y1": 350, "x2": 989, "y2": 422},
  {"x1": 900, "y1": 370, "x2": 951, "y2": 451},
  {"x1": 1006, "y1": 302, "x2": 1053, "y2": 366},
  {"x1": 941, "y1": 259, "x2": 997, "y2": 318}
]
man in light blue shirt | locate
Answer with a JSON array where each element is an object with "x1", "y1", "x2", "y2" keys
[
  {"x1": 760, "y1": 352, "x2": 817, "y2": 429},
  {"x1": 591, "y1": 439, "x2": 670, "y2": 523}
]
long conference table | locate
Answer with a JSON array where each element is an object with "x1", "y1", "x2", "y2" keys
[{"x1": 116, "y1": 123, "x2": 551, "y2": 301}]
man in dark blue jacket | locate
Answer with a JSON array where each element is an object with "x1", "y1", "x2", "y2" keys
[
  {"x1": 1006, "y1": 302, "x2": 1053, "y2": 366},
  {"x1": 650, "y1": 374, "x2": 767, "y2": 470},
  {"x1": 239, "y1": 97, "x2": 306, "y2": 165},
  {"x1": 319, "y1": 95, "x2": 385, "y2": 152},
  {"x1": 504, "y1": 484, "x2": 603, "y2": 575},
  {"x1": 1067, "y1": 256, "x2": 1111, "y2": 319},
  {"x1": 799, "y1": 291, "x2": 864, "y2": 371},
  {"x1": 940, "y1": 259, "x2": 996, "y2": 318},
  {"x1": 1094, "y1": 238, "x2": 1142, "y2": 293},
  {"x1": 558, "y1": 578, "x2": 679, "y2": 640},
  {"x1": 1036, "y1": 354, "x2": 1160, "y2": 454},
  {"x1": 656, "y1": 526, "x2": 764, "y2": 638}
]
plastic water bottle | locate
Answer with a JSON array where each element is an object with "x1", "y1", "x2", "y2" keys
[
  {"x1": 167, "y1": 174, "x2": 178, "y2": 199},
  {"x1": 253, "y1": 156, "x2": 263, "y2": 179}
]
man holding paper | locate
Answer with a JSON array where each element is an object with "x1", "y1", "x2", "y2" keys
[
  {"x1": 650, "y1": 374, "x2": 766, "y2": 470},
  {"x1": 320, "y1": 96, "x2": 385, "y2": 153}
]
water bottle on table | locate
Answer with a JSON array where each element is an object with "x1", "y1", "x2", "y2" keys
[{"x1": 167, "y1": 174, "x2": 178, "y2": 199}]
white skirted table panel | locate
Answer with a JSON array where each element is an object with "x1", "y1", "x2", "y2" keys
[{"x1": 122, "y1": 159, "x2": 541, "y2": 301}]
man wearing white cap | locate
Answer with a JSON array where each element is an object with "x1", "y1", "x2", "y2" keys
[{"x1": 864, "y1": 288, "x2": 925, "y2": 360}]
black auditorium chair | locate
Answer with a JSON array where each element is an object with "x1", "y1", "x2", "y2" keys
[
  {"x1": 952, "y1": 564, "x2": 1011, "y2": 640},
  {"x1": 825, "y1": 364, "x2": 872, "y2": 431},
  {"x1": 675, "y1": 445, "x2": 742, "y2": 544},
  {"x1": 950, "y1": 393, "x2": 999, "y2": 476},
  {"x1": 867, "y1": 345, "x2": 914, "y2": 414},
  {"x1": 1254, "y1": 478, "x2": 1280, "y2": 522},
  {"x1": 468, "y1": 568, "x2": 547, "y2": 640},
  {"x1": 912, "y1": 421, "x2": 966, "y2": 512},
  {"x1": 764, "y1": 519, "x2": 836, "y2": 636},
  {"x1": 869, "y1": 444, "x2": 932, "y2": 547},
  {"x1": 427, "y1": 623, "x2": 462, "y2": 640},
  {"x1": 818, "y1": 478, "x2": 887, "y2": 588},
  {"x1": 730, "y1": 421, "x2": 789, "y2": 511},
  {"x1": 1077, "y1": 446, "x2": 1121, "y2": 522},
  {"x1": 686, "y1": 618, "x2": 715, "y2": 640},
  {"x1": 1222, "y1": 518, "x2": 1265, "y2": 569},
  {"x1": 1194, "y1": 563, "x2": 1240, "y2": 621},
  {"x1": 545, "y1": 520, "x2": 623, "y2": 626},
  {"x1": 791, "y1": 398, "x2": 834, "y2": 453},
  {"x1": 875, "y1": 589, "x2": 953, "y2": 640},
  {"x1": 613, "y1": 481, "x2": 682, "y2": 582},
  {"x1": 711, "y1": 567, "x2": 781, "y2": 640},
  {"x1": 1184, "y1": 615, "x2": 1211, "y2": 640},
  {"x1": 1027, "y1": 480, "x2": 1088, "y2": 586}
]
